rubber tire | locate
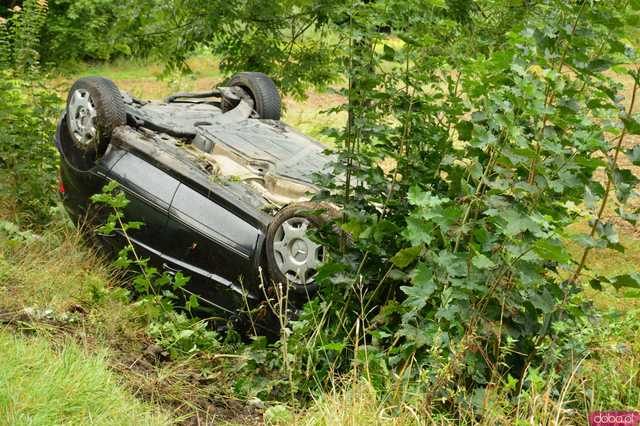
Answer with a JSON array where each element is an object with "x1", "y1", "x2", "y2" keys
[
  {"x1": 265, "y1": 202, "x2": 338, "y2": 300},
  {"x1": 65, "y1": 77, "x2": 126, "y2": 161},
  {"x1": 226, "y1": 72, "x2": 281, "y2": 120}
]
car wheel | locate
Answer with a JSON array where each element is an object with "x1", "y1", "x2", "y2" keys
[
  {"x1": 225, "y1": 72, "x2": 281, "y2": 120},
  {"x1": 265, "y1": 203, "x2": 336, "y2": 299},
  {"x1": 66, "y1": 77, "x2": 126, "y2": 161}
]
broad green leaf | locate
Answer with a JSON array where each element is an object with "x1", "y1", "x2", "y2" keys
[
  {"x1": 411, "y1": 262, "x2": 434, "y2": 287},
  {"x1": 597, "y1": 222, "x2": 619, "y2": 245},
  {"x1": 407, "y1": 186, "x2": 448, "y2": 208},
  {"x1": 381, "y1": 44, "x2": 395, "y2": 61},
  {"x1": 616, "y1": 206, "x2": 639, "y2": 225},
  {"x1": 173, "y1": 271, "x2": 190, "y2": 289},
  {"x1": 499, "y1": 209, "x2": 540, "y2": 237},
  {"x1": 622, "y1": 116, "x2": 640, "y2": 135},
  {"x1": 391, "y1": 246, "x2": 421, "y2": 268},
  {"x1": 340, "y1": 220, "x2": 364, "y2": 239},
  {"x1": 589, "y1": 278, "x2": 603, "y2": 291},
  {"x1": 533, "y1": 239, "x2": 571, "y2": 263},
  {"x1": 587, "y1": 59, "x2": 612, "y2": 73},
  {"x1": 314, "y1": 262, "x2": 348, "y2": 283},
  {"x1": 571, "y1": 233, "x2": 606, "y2": 249},
  {"x1": 527, "y1": 289, "x2": 555, "y2": 314},
  {"x1": 435, "y1": 305, "x2": 460, "y2": 322},
  {"x1": 401, "y1": 263, "x2": 437, "y2": 311},
  {"x1": 437, "y1": 251, "x2": 468, "y2": 278},
  {"x1": 472, "y1": 253, "x2": 495, "y2": 270},
  {"x1": 402, "y1": 216, "x2": 434, "y2": 246},
  {"x1": 610, "y1": 273, "x2": 640, "y2": 290},
  {"x1": 186, "y1": 294, "x2": 199, "y2": 311},
  {"x1": 456, "y1": 121, "x2": 473, "y2": 141},
  {"x1": 625, "y1": 144, "x2": 640, "y2": 165},
  {"x1": 612, "y1": 168, "x2": 639, "y2": 203}
]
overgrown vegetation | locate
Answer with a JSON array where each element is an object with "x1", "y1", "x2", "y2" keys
[
  {"x1": 0, "y1": 0, "x2": 59, "y2": 225},
  {"x1": 1, "y1": 0, "x2": 640, "y2": 424},
  {"x1": 305, "y1": 0, "x2": 640, "y2": 408}
]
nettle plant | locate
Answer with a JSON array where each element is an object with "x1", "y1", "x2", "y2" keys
[{"x1": 286, "y1": 0, "x2": 640, "y2": 406}]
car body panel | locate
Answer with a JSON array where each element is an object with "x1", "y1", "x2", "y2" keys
[{"x1": 198, "y1": 119, "x2": 332, "y2": 185}]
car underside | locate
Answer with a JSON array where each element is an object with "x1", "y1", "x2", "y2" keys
[{"x1": 56, "y1": 72, "x2": 337, "y2": 333}]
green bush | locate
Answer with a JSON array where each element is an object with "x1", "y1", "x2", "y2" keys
[
  {"x1": 0, "y1": 74, "x2": 60, "y2": 225},
  {"x1": 0, "y1": 1, "x2": 61, "y2": 226},
  {"x1": 203, "y1": 0, "x2": 640, "y2": 418}
]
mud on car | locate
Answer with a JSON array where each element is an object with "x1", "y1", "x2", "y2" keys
[{"x1": 56, "y1": 72, "x2": 337, "y2": 332}]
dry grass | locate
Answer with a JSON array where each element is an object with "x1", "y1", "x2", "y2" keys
[
  {"x1": 0, "y1": 228, "x2": 110, "y2": 313},
  {"x1": 296, "y1": 380, "x2": 422, "y2": 426}
]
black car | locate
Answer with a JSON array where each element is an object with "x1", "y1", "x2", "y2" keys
[{"x1": 56, "y1": 72, "x2": 336, "y2": 328}]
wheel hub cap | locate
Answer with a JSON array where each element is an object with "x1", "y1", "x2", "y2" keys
[
  {"x1": 68, "y1": 89, "x2": 97, "y2": 146},
  {"x1": 272, "y1": 217, "x2": 324, "y2": 285},
  {"x1": 291, "y1": 239, "x2": 308, "y2": 261}
]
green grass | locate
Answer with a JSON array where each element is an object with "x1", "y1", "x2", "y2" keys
[
  {"x1": 0, "y1": 330, "x2": 170, "y2": 426},
  {"x1": 52, "y1": 54, "x2": 222, "y2": 100}
]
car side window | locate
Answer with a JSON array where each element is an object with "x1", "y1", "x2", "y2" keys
[
  {"x1": 110, "y1": 153, "x2": 180, "y2": 210},
  {"x1": 108, "y1": 153, "x2": 180, "y2": 247},
  {"x1": 169, "y1": 184, "x2": 258, "y2": 258}
]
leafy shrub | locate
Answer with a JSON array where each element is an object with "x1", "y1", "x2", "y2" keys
[
  {"x1": 0, "y1": 0, "x2": 47, "y2": 71},
  {"x1": 0, "y1": 0, "x2": 167, "y2": 65},
  {"x1": 0, "y1": 1, "x2": 61, "y2": 226},
  {"x1": 203, "y1": 0, "x2": 640, "y2": 417},
  {"x1": 299, "y1": 0, "x2": 640, "y2": 411}
]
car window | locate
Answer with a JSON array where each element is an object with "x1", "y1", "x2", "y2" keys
[
  {"x1": 169, "y1": 184, "x2": 258, "y2": 257},
  {"x1": 110, "y1": 153, "x2": 180, "y2": 208}
]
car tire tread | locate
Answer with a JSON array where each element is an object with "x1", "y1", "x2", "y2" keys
[
  {"x1": 226, "y1": 72, "x2": 281, "y2": 120},
  {"x1": 65, "y1": 76, "x2": 126, "y2": 160}
]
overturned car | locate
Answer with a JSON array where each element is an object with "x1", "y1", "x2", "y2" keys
[{"x1": 56, "y1": 72, "x2": 337, "y2": 327}]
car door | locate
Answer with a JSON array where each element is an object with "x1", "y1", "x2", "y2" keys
[
  {"x1": 107, "y1": 152, "x2": 180, "y2": 260},
  {"x1": 163, "y1": 183, "x2": 263, "y2": 315}
]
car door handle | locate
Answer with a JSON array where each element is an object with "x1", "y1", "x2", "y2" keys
[{"x1": 162, "y1": 263, "x2": 179, "y2": 276}]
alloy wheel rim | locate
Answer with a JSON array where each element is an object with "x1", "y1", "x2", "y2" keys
[
  {"x1": 68, "y1": 89, "x2": 97, "y2": 146},
  {"x1": 272, "y1": 217, "x2": 323, "y2": 285}
]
